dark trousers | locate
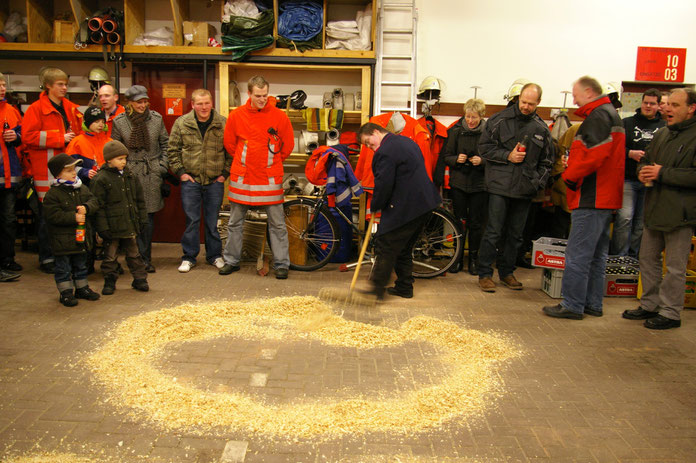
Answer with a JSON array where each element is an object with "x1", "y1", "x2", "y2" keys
[
  {"x1": 37, "y1": 201, "x2": 54, "y2": 264},
  {"x1": 0, "y1": 188, "x2": 17, "y2": 263},
  {"x1": 136, "y1": 212, "x2": 155, "y2": 265},
  {"x1": 102, "y1": 236, "x2": 147, "y2": 280},
  {"x1": 450, "y1": 188, "x2": 487, "y2": 254},
  {"x1": 478, "y1": 194, "x2": 531, "y2": 278},
  {"x1": 54, "y1": 253, "x2": 88, "y2": 292},
  {"x1": 370, "y1": 212, "x2": 430, "y2": 293}
]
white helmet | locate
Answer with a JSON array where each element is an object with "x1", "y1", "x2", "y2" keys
[
  {"x1": 417, "y1": 76, "x2": 445, "y2": 101},
  {"x1": 603, "y1": 81, "x2": 623, "y2": 108},
  {"x1": 504, "y1": 78, "x2": 530, "y2": 101}
]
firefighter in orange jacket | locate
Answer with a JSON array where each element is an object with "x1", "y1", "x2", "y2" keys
[
  {"x1": 22, "y1": 67, "x2": 83, "y2": 273},
  {"x1": 219, "y1": 75, "x2": 294, "y2": 279}
]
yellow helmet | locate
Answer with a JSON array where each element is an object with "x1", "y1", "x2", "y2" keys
[
  {"x1": 417, "y1": 76, "x2": 445, "y2": 101},
  {"x1": 504, "y1": 78, "x2": 530, "y2": 101},
  {"x1": 88, "y1": 66, "x2": 111, "y2": 91}
]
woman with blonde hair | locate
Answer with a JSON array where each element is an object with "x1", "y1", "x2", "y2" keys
[
  {"x1": 442, "y1": 98, "x2": 487, "y2": 274},
  {"x1": 110, "y1": 85, "x2": 169, "y2": 273}
]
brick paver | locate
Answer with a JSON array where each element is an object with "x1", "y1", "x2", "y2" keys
[{"x1": 1, "y1": 244, "x2": 696, "y2": 462}]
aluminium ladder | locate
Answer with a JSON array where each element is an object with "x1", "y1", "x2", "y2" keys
[{"x1": 374, "y1": 0, "x2": 418, "y2": 117}]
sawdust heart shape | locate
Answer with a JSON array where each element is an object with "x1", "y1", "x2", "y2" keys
[{"x1": 88, "y1": 296, "x2": 519, "y2": 438}]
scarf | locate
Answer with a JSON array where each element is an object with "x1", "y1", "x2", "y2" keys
[
  {"x1": 51, "y1": 177, "x2": 83, "y2": 188},
  {"x1": 127, "y1": 109, "x2": 151, "y2": 151}
]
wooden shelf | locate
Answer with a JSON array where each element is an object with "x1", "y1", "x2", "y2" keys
[{"x1": 227, "y1": 108, "x2": 364, "y2": 125}]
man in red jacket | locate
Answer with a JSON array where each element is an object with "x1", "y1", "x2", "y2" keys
[
  {"x1": 220, "y1": 76, "x2": 294, "y2": 279},
  {"x1": 543, "y1": 76, "x2": 625, "y2": 320},
  {"x1": 22, "y1": 67, "x2": 83, "y2": 273}
]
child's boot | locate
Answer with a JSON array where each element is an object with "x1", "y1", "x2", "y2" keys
[
  {"x1": 131, "y1": 279, "x2": 149, "y2": 292},
  {"x1": 76, "y1": 286, "x2": 101, "y2": 301},
  {"x1": 59, "y1": 289, "x2": 78, "y2": 307},
  {"x1": 102, "y1": 276, "x2": 116, "y2": 295}
]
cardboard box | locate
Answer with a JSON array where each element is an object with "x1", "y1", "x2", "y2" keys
[
  {"x1": 183, "y1": 21, "x2": 215, "y2": 47},
  {"x1": 53, "y1": 20, "x2": 77, "y2": 44},
  {"x1": 605, "y1": 265, "x2": 639, "y2": 297},
  {"x1": 541, "y1": 268, "x2": 563, "y2": 298},
  {"x1": 532, "y1": 237, "x2": 567, "y2": 270}
]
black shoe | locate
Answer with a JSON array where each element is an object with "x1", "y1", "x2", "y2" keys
[
  {"x1": 117, "y1": 263, "x2": 124, "y2": 275},
  {"x1": 145, "y1": 264, "x2": 156, "y2": 273},
  {"x1": 468, "y1": 252, "x2": 478, "y2": 275},
  {"x1": 75, "y1": 286, "x2": 100, "y2": 301},
  {"x1": 3, "y1": 260, "x2": 23, "y2": 272},
  {"x1": 622, "y1": 307, "x2": 658, "y2": 320},
  {"x1": 644, "y1": 314, "x2": 681, "y2": 330},
  {"x1": 40, "y1": 261, "x2": 55, "y2": 274},
  {"x1": 59, "y1": 289, "x2": 78, "y2": 307},
  {"x1": 0, "y1": 269, "x2": 21, "y2": 282},
  {"x1": 132, "y1": 279, "x2": 149, "y2": 292},
  {"x1": 515, "y1": 256, "x2": 534, "y2": 269},
  {"x1": 102, "y1": 277, "x2": 116, "y2": 295},
  {"x1": 275, "y1": 267, "x2": 289, "y2": 280},
  {"x1": 584, "y1": 307, "x2": 603, "y2": 317},
  {"x1": 387, "y1": 287, "x2": 413, "y2": 298},
  {"x1": 219, "y1": 263, "x2": 240, "y2": 275},
  {"x1": 448, "y1": 259, "x2": 461, "y2": 274},
  {"x1": 542, "y1": 304, "x2": 583, "y2": 320}
]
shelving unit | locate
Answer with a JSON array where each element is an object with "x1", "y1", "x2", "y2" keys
[
  {"x1": 1, "y1": 0, "x2": 376, "y2": 60},
  {"x1": 219, "y1": 61, "x2": 371, "y2": 163}
]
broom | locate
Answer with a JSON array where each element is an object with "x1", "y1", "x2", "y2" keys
[{"x1": 318, "y1": 214, "x2": 378, "y2": 307}]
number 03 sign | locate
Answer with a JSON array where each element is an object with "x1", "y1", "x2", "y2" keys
[{"x1": 635, "y1": 46, "x2": 687, "y2": 82}]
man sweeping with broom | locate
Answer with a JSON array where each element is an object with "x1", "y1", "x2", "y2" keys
[{"x1": 358, "y1": 122, "x2": 441, "y2": 300}]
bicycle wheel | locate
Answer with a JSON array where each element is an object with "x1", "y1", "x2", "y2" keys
[
  {"x1": 283, "y1": 198, "x2": 340, "y2": 271},
  {"x1": 412, "y1": 207, "x2": 463, "y2": 278}
]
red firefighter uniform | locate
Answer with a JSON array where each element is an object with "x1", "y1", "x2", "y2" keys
[
  {"x1": 22, "y1": 92, "x2": 83, "y2": 200},
  {"x1": 0, "y1": 99, "x2": 23, "y2": 189},
  {"x1": 355, "y1": 112, "x2": 432, "y2": 191},
  {"x1": 104, "y1": 104, "x2": 125, "y2": 138},
  {"x1": 224, "y1": 96, "x2": 294, "y2": 205},
  {"x1": 65, "y1": 130, "x2": 111, "y2": 174},
  {"x1": 417, "y1": 115, "x2": 448, "y2": 176}
]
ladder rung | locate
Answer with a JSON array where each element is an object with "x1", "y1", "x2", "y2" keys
[
  {"x1": 383, "y1": 29, "x2": 413, "y2": 34},
  {"x1": 380, "y1": 107, "x2": 412, "y2": 112},
  {"x1": 382, "y1": 54, "x2": 412, "y2": 60},
  {"x1": 382, "y1": 5, "x2": 414, "y2": 10},
  {"x1": 380, "y1": 81, "x2": 412, "y2": 86}
]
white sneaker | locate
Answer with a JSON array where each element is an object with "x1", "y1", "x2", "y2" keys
[
  {"x1": 212, "y1": 257, "x2": 225, "y2": 269},
  {"x1": 178, "y1": 261, "x2": 194, "y2": 273}
]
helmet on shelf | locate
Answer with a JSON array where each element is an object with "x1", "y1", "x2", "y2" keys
[
  {"x1": 603, "y1": 81, "x2": 623, "y2": 108},
  {"x1": 417, "y1": 76, "x2": 445, "y2": 101},
  {"x1": 504, "y1": 78, "x2": 530, "y2": 101},
  {"x1": 88, "y1": 66, "x2": 111, "y2": 92}
]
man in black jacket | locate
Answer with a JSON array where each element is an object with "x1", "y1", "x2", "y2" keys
[
  {"x1": 610, "y1": 88, "x2": 665, "y2": 257},
  {"x1": 477, "y1": 83, "x2": 555, "y2": 292},
  {"x1": 358, "y1": 123, "x2": 441, "y2": 299}
]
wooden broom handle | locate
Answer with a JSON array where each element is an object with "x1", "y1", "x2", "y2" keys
[{"x1": 350, "y1": 214, "x2": 376, "y2": 291}]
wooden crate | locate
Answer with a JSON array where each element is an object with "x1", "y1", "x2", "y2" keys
[{"x1": 53, "y1": 20, "x2": 76, "y2": 44}]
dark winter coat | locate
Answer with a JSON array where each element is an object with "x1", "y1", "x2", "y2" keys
[
  {"x1": 372, "y1": 133, "x2": 441, "y2": 235},
  {"x1": 442, "y1": 119, "x2": 486, "y2": 192},
  {"x1": 478, "y1": 104, "x2": 555, "y2": 199},
  {"x1": 90, "y1": 165, "x2": 148, "y2": 239},
  {"x1": 623, "y1": 109, "x2": 666, "y2": 180},
  {"x1": 43, "y1": 182, "x2": 99, "y2": 255},
  {"x1": 640, "y1": 115, "x2": 696, "y2": 232}
]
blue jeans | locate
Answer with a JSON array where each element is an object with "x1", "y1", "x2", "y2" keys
[
  {"x1": 54, "y1": 253, "x2": 89, "y2": 292},
  {"x1": 180, "y1": 180, "x2": 224, "y2": 264},
  {"x1": 223, "y1": 202, "x2": 290, "y2": 269},
  {"x1": 561, "y1": 208, "x2": 613, "y2": 314},
  {"x1": 478, "y1": 194, "x2": 531, "y2": 278},
  {"x1": 610, "y1": 179, "x2": 645, "y2": 257}
]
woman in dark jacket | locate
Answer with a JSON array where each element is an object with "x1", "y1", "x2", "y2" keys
[
  {"x1": 111, "y1": 85, "x2": 169, "y2": 273},
  {"x1": 443, "y1": 98, "x2": 487, "y2": 274}
]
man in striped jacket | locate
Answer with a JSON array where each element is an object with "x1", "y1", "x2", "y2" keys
[
  {"x1": 543, "y1": 76, "x2": 625, "y2": 320},
  {"x1": 220, "y1": 76, "x2": 294, "y2": 279},
  {"x1": 22, "y1": 67, "x2": 83, "y2": 273}
]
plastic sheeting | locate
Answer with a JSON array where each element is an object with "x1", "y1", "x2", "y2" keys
[
  {"x1": 223, "y1": 0, "x2": 262, "y2": 21},
  {"x1": 277, "y1": 1, "x2": 323, "y2": 42},
  {"x1": 133, "y1": 27, "x2": 173, "y2": 46},
  {"x1": 221, "y1": 34, "x2": 274, "y2": 60},
  {"x1": 221, "y1": 9, "x2": 273, "y2": 37}
]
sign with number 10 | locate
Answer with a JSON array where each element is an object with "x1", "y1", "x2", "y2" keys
[{"x1": 635, "y1": 47, "x2": 687, "y2": 83}]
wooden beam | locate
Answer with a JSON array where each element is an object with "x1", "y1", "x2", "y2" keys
[
  {"x1": 418, "y1": 101, "x2": 583, "y2": 122},
  {"x1": 170, "y1": 0, "x2": 190, "y2": 47}
]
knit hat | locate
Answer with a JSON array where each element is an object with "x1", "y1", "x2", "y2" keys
[
  {"x1": 83, "y1": 106, "x2": 106, "y2": 128},
  {"x1": 124, "y1": 85, "x2": 149, "y2": 102},
  {"x1": 103, "y1": 140, "x2": 129, "y2": 162},
  {"x1": 48, "y1": 153, "x2": 82, "y2": 178}
]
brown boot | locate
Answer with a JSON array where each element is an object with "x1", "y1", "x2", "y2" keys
[
  {"x1": 500, "y1": 274, "x2": 523, "y2": 290},
  {"x1": 479, "y1": 277, "x2": 496, "y2": 293}
]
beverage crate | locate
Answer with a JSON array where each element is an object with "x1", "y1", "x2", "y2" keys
[
  {"x1": 606, "y1": 255, "x2": 639, "y2": 268},
  {"x1": 683, "y1": 270, "x2": 696, "y2": 308},
  {"x1": 605, "y1": 265, "x2": 639, "y2": 297},
  {"x1": 541, "y1": 268, "x2": 563, "y2": 298},
  {"x1": 532, "y1": 237, "x2": 567, "y2": 270},
  {"x1": 688, "y1": 236, "x2": 696, "y2": 271}
]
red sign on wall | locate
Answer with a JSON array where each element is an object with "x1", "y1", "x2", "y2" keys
[{"x1": 635, "y1": 47, "x2": 687, "y2": 82}]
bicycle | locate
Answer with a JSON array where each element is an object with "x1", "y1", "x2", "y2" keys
[{"x1": 282, "y1": 186, "x2": 464, "y2": 278}]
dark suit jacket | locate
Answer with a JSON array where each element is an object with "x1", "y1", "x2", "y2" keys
[{"x1": 372, "y1": 133, "x2": 441, "y2": 235}]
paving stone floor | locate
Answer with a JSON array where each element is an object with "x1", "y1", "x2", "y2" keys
[{"x1": 1, "y1": 244, "x2": 695, "y2": 463}]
